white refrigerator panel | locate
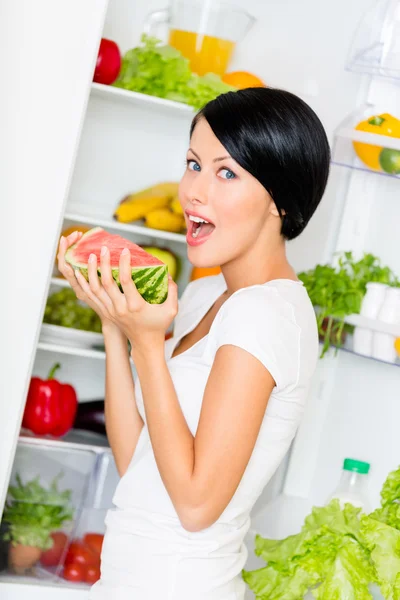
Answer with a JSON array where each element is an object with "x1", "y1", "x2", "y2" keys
[{"x1": 0, "y1": 0, "x2": 109, "y2": 513}]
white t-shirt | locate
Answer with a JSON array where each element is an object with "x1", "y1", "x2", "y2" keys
[
  {"x1": 113, "y1": 273, "x2": 318, "y2": 520},
  {"x1": 93, "y1": 274, "x2": 319, "y2": 600}
]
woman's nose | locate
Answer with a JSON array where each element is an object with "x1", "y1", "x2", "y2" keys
[{"x1": 187, "y1": 172, "x2": 209, "y2": 206}]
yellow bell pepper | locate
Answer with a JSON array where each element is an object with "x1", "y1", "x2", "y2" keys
[{"x1": 353, "y1": 113, "x2": 400, "y2": 170}]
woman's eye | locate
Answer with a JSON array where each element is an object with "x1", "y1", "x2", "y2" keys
[
  {"x1": 187, "y1": 159, "x2": 201, "y2": 172},
  {"x1": 219, "y1": 168, "x2": 236, "y2": 180}
]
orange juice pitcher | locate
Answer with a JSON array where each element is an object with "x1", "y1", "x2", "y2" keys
[{"x1": 143, "y1": 1, "x2": 255, "y2": 76}]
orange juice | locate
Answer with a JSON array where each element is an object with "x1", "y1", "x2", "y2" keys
[{"x1": 168, "y1": 29, "x2": 235, "y2": 76}]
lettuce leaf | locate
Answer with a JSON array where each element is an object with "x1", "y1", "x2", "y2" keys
[
  {"x1": 245, "y1": 501, "x2": 370, "y2": 599},
  {"x1": 369, "y1": 503, "x2": 400, "y2": 532},
  {"x1": 380, "y1": 465, "x2": 400, "y2": 508},
  {"x1": 361, "y1": 516, "x2": 400, "y2": 600},
  {"x1": 242, "y1": 565, "x2": 312, "y2": 600},
  {"x1": 244, "y1": 468, "x2": 400, "y2": 599},
  {"x1": 113, "y1": 35, "x2": 236, "y2": 109},
  {"x1": 312, "y1": 541, "x2": 375, "y2": 600}
]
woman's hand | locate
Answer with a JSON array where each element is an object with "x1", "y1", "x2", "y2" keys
[
  {"x1": 60, "y1": 237, "x2": 178, "y2": 351},
  {"x1": 57, "y1": 232, "x2": 117, "y2": 332}
]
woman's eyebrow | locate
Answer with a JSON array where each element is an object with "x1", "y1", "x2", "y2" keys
[{"x1": 188, "y1": 148, "x2": 232, "y2": 163}]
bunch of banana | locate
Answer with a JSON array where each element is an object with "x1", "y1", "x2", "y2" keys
[{"x1": 114, "y1": 182, "x2": 186, "y2": 233}]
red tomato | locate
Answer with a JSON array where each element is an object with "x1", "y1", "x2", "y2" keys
[
  {"x1": 63, "y1": 562, "x2": 86, "y2": 583},
  {"x1": 85, "y1": 564, "x2": 101, "y2": 584},
  {"x1": 83, "y1": 533, "x2": 104, "y2": 556},
  {"x1": 40, "y1": 532, "x2": 68, "y2": 567},
  {"x1": 93, "y1": 38, "x2": 121, "y2": 85},
  {"x1": 65, "y1": 540, "x2": 99, "y2": 568}
]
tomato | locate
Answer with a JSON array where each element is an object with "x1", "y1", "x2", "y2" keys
[
  {"x1": 40, "y1": 532, "x2": 68, "y2": 567},
  {"x1": 85, "y1": 564, "x2": 101, "y2": 584},
  {"x1": 65, "y1": 540, "x2": 99, "y2": 568},
  {"x1": 83, "y1": 533, "x2": 104, "y2": 557},
  {"x1": 93, "y1": 38, "x2": 121, "y2": 85},
  {"x1": 63, "y1": 562, "x2": 86, "y2": 583}
]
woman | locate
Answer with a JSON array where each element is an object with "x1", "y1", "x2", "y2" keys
[{"x1": 58, "y1": 87, "x2": 330, "y2": 599}]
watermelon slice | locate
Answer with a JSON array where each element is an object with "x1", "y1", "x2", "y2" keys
[{"x1": 65, "y1": 227, "x2": 168, "y2": 304}]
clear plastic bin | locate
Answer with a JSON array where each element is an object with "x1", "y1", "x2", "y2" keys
[
  {"x1": 346, "y1": 0, "x2": 400, "y2": 80},
  {"x1": 0, "y1": 429, "x2": 119, "y2": 588}
]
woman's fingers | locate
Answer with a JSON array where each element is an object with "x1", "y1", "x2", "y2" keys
[
  {"x1": 99, "y1": 246, "x2": 126, "y2": 313},
  {"x1": 74, "y1": 270, "x2": 110, "y2": 318},
  {"x1": 165, "y1": 275, "x2": 179, "y2": 316},
  {"x1": 87, "y1": 252, "x2": 115, "y2": 314},
  {"x1": 57, "y1": 232, "x2": 84, "y2": 294},
  {"x1": 119, "y1": 248, "x2": 142, "y2": 310}
]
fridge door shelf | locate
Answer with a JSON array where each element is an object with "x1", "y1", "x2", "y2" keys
[
  {"x1": 319, "y1": 312, "x2": 400, "y2": 366},
  {"x1": 91, "y1": 82, "x2": 195, "y2": 116},
  {"x1": 331, "y1": 105, "x2": 400, "y2": 178},
  {"x1": 346, "y1": 0, "x2": 400, "y2": 80}
]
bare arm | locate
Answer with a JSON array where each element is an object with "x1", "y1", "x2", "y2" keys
[
  {"x1": 132, "y1": 342, "x2": 274, "y2": 532},
  {"x1": 103, "y1": 325, "x2": 144, "y2": 476}
]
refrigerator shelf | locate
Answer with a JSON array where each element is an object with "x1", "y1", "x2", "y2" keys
[
  {"x1": 332, "y1": 104, "x2": 400, "y2": 178},
  {"x1": 50, "y1": 277, "x2": 70, "y2": 289},
  {"x1": 18, "y1": 430, "x2": 110, "y2": 451},
  {"x1": 37, "y1": 342, "x2": 106, "y2": 360},
  {"x1": 91, "y1": 82, "x2": 195, "y2": 116},
  {"x1": 64, "y1": 207, "x2": 187, "y2": 244}
]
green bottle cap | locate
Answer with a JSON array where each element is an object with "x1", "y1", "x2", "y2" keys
[{"x1": 343, "y1": 458, "x2": 370, "y2": 474}]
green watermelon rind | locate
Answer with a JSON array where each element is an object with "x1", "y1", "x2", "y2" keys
[{"x1": 65, "y1": 228, "x2": 168, "y2": 304}]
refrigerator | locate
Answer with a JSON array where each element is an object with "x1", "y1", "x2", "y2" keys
[{"x1": 1, "y1": 0, "x2": 400, "y2": 598}]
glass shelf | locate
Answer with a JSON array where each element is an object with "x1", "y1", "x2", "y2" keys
[
  {"x1": 346, "y1": 0, "x2": 400, "y2": 80},
  {"x1": 331, "y1": 104, "x2": 400, "y2": 177}
]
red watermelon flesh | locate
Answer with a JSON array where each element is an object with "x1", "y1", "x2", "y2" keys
[{"x1": 65, "y1": 227, "x2": 168, "y2": 304}]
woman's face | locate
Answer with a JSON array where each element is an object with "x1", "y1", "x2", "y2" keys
[{"x1": 179, "y1": 118, "x2": 281, "y2": 268}]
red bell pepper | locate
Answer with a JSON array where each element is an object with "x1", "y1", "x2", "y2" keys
[
  {"x1": 93, "y1": 38, "x2": 121, "y2": 85},
  {"x1": 22, "y1": 363, "x2": 78, "y2": 437}
]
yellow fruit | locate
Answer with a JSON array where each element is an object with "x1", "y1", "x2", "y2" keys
[
  {"x1": 394, "y1": 337, "x2": 400, "y2": 357},
  {"x1": 114, "y1": 182, "x2": 179, "y2": 223},
  {"x1": 114, "y1": 195, "x2": 170, "y2": 223},
  {"x1": 222, "y1": 71, "x2": 266, "y2": 89},
  {"x1": 190, "y1": 265, "x2": 221, "y2": 280},
  {"x1": 55, "y1": 225, "x2": 90, "y2": 273},
  {"x1": 145, "y1": 209, "x2": 185, "y2": 233},
  {"x1": 169, "y1": 196, "x2": 184, "y2": 215}
]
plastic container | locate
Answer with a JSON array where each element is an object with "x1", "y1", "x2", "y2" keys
[
  {"x1": 327, "y1": 458, "x2": 371, "y2": 512},
  {"x1": 346, "y1": 0, "x2": 400, "y2": 80},
  {"x1": 0, "y1": 430, "x2": 118, "y2": 587},
  {"x1": 372, "y1": 286, "x2": 400, "y2": 363},
  {"x1": 353, "y1": 282, "x2": 388, "y2": 356}
]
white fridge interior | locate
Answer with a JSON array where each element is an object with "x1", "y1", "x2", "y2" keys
[{"x1": 1, "y1": 0, "x2": 400, "y2": 598}]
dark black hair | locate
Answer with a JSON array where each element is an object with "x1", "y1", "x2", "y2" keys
[{"x1": 190, "y1": 87, "x2": 330, "y2": 240}]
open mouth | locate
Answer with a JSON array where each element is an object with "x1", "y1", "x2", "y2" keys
[{"x1": 188, "y1": 215, "x2": 216, "y2": 240}]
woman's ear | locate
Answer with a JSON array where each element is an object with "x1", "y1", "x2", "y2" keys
[{"x1": 269, "y1": 202, "x2": 284, "y2": 218}]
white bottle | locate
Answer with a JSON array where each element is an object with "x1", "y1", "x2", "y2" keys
[
  {"x1": 327, "y1": 458, "x2": 371, "y2": 512},
  {"x1": 372, "y1": 287, "x2": 400, "y2": 363},
  {"x1": 353, "y1": 283, "x2": 388, "y2": 357}
]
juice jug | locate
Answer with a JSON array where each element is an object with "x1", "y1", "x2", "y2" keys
[{"x1": 143, "y1": 0, "x2": 255, "y2": 76}]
